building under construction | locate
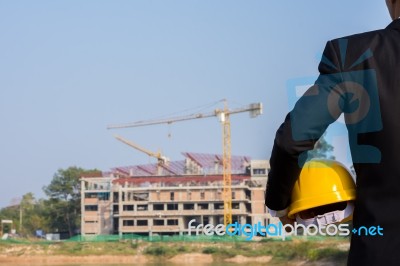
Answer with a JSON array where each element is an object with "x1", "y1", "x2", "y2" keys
[{"x1": 80, "y1": 152, "x2": 270, "y2": 237}]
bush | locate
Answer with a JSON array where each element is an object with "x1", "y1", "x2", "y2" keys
[
  {"x1": 202, "y1": 246, "x2": 236, "y2": 258},
  {"x1": 260, "y1": 237, "x2": 276, "y2": 242},
  {"x1": 177, "y1": 245, "x2": 189, "y2": 253},
  {"x1": 219, "y1": 247, "x2": 236, "y2": 257},
  {"x1": 307, "y1": 248, "x2": 348, "y2": 261},
  {"x1": 202, "y1": 246, "x2": 218, "y2": 254},
  {"x1": 144, "y1": 245, "x2": 177, "y2": 257},
  {"x1": 130, "y1": 241, "x2": 138, "y2": 249}
]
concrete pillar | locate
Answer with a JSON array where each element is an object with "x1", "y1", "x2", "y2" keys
[
  {"x1": 209, "y1": 216, "x2": 215, "y2": 226},
  {"x1": 118, "y1": 186, "x2": 122, "y2": 237},
  {"x1": 80, "y1": 179, "x2": 85, "y2": 235},
  {"x1": 109, "y1": 183, "x2": 114, "y2": 235},
  {"x1": 118, "y1": 218, "x2": 123, "y2": 238}
]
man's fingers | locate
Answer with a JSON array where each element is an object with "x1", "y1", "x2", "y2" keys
[{"x1": 279, "y1": 215, "x2": 295, "y2": 226}]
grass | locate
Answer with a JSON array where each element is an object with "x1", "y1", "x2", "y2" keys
[
  {"x1": 143, "y1": 244, "x2": 193, "y2": 257},
  {"x1": 200, "y1": 238, "x2": 348, "y2": 264},
  {"x1": 0, "y1": 237, "x2": 349, "y2": 264},
  {"x1": 307, "y1": 247, "x2": 348, "y2": 261},
  {"x1": 0, "y1": 241, "x2": 139, "y2": 256}
]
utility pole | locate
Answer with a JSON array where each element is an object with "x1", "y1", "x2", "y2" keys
[{"x1": 19, "y1": 202, "x2": 22, "y2": 234}]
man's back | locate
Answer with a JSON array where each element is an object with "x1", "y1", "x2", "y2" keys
[
  {"x1": 265, "y1": 19, "x2": 400, "y2": 265},
  {"x1": 342, "y1": 19, "x2": 400, "y2": 265}
]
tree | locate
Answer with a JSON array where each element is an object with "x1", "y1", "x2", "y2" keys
[
  {"x1": 0, "y1": 193, "x2": 49, "y2": 237},
  {"x1": 19, "y1": 192, "x2": 35, "y2": 235},
  {"x1": 307, "y1": 133, "x2": 335, "y2": 160},
  {"x1": 0, "y1": 202, "x2": 19, "y2": 234},
  {"x1": 43, "y1": 166, "x2": 99, "y2": 237}
]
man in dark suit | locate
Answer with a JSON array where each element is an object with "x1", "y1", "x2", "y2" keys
[{"x1": 266, "y1": 1, "x2": 400, "y2": 265}]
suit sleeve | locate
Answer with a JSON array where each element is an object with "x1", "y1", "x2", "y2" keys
[{"x1": 265, "y1": 40, "x2": 345, "y2": 211}]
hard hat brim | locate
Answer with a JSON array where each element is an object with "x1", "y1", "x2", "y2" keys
[{"x1": 288, "y1": 188, "x2": 356, "y2": 219}]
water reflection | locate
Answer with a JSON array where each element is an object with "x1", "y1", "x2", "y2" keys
[{"x1": 11, "y1": 263, "x2": 333, "y2": 266}]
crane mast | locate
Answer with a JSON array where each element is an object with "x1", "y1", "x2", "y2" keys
[
  {"x1": 219, "y1": 102, "x2": 233, "y2": 225},
  {"x1": 108, "y1": 100, "x2": 262, "y2": 226}
]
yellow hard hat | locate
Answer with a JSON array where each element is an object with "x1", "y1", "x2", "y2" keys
[{"x1": 288, "y1": 159, "x2": 356, "y2": 225}]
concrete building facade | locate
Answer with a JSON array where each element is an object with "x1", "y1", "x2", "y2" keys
[{"x1": 81, "y1": 153, "x2": 271, "y2": 236}]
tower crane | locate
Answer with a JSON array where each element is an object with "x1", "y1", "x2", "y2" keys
[
  {"x1": 114, "y1": 134, "x2": 169, "y2": 175},
  {"x1": 107, "y1": 100, "x2": 263, "y2": 226},
  {"x1": 114, "y1": 134, "x2": 169, "y2": 165}
]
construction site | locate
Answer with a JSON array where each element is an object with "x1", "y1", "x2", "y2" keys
[
  {"x1": 80, "y1": 101, "x2": 272, "y2": 237},
  {"x1": 80, "y1": 153, "x2": 270, "y2": 237}
]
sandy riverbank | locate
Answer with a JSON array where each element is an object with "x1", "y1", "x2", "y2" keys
[
  {"x1": 0, "y1": 253, "x2": 276, "y2": 265},
  {"x1": 0, "y1": 254, "x2": 148, "y2": 265},
  {"x1": 0, "y1": 238, "x2": 349, "y2": 265}
]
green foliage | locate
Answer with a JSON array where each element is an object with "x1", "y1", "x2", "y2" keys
[
  {"x1": 201, "y1": 246, "x2": 236, "y2": 258},
  {"x1": 130, "y1": 241, "x2": 139, "y2": 249},
  {"x1": 0, "y1": 238, "x2": 349, "y2": 263},
  {"x1": 21, "y1": 196, "x2": 50, "y2": 235},
  {"x1": 202, "y1": 246, "x2": 218, "y2": 254},
  {"x1": 49, "y1": 242, "x2": 137, "y2": 256},
  {"x1": 0, "y1": 193, "x2": 51, "y2": 236},
  {"x1": 234, "y1": 242, "x2": 251, "y2": 251},
  {"x1": 44, "y1": 167, "x2": 84, "y2": 201},
  {"x1": 307, "y1": 133, "x2": 335, "y2": 160},
  {"x1": 0, "y1": 166, "x2": 99, "y2": 238},
  {"x1": 144, "y1": 245, "x2": 177, "y2": 257},
  {"x1": 42, "y1": 166, "x2": 99, "y2": 237},
  {"x1": 260, "y1": 237, "x2": 279, "y2": 242},
  {"x1": 176, "y1": 245, "x2": 189, "y2": 252},
  {"x1": 307, "y1": 248, "x2": 348, "y2": 261},
  {"x1": 143, "y1": 244, "x2": 193, "y2": 257},
  {"x1": 0, "y1": 205, "x2": 19, "y2": 233}
]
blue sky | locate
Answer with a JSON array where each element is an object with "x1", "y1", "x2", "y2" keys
[{"x1": 0, "y1": 1, "x2": 390, "y2": 207}]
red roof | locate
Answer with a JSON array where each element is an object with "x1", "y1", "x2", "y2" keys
[
  {"x1": 112, "y1": 174, "x2": 250, "y2": 185},
  {"x1": 111, "y1": 152, "x2": 250, "y2": 177}
]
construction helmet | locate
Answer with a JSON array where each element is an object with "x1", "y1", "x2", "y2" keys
[{"x1": 288, "y1": 159, "x2": 356, "y2": 226}]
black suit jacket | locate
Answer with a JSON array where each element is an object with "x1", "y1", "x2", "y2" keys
[{"x1": 266, "y1": 19, "x2": 400, "y2": 265}]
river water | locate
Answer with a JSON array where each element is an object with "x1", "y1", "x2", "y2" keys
[
  {"x1": 10, "y1": 263, "x2": 328, "y2": 266},
  {"x1": 7, "y1": 263, "x2": 292, "y2": 266}
]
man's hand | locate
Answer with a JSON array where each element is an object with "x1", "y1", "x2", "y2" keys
[{"x1": 279, "y1": 215, "x2": 295, "y2": 226}]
